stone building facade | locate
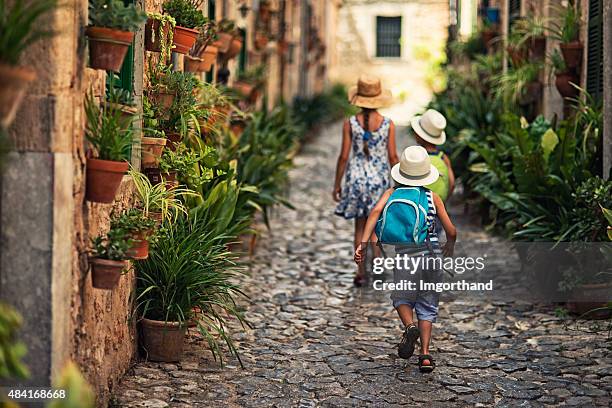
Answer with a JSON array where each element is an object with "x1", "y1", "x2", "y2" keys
[{"x1": 0, "y1": 0, "x2": 340, "y2": 405}]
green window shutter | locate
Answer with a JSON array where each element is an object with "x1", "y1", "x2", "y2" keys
[
  {"x1": 105, "y1": 0, "x2": 135, "y2": 99},
  {"x1": 238, "y1": 29, "x2": 247, "y2": 74},
  {"x1": 206, "y1": 0, "x2": 216, "y2": 83},
  {"x1": 508, "y1": 0, "x2": 521, "y2": 30},
  {"x1": 586, "y1": 0, "x2": 604, "y2": 100}
]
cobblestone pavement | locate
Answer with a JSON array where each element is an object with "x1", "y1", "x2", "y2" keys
[{"x1": 112, "y1": 124, "x2": 612, "y2": 407}]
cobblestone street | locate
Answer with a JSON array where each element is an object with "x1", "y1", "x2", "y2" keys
[{"x1": 112, "y1": 124, "x2": 612, "y2": 407}]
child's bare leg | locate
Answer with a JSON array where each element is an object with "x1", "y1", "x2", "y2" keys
[
  {"x1": 418, "y1": 320, "x2": 433, "y2": 366},
  {"x1": 354, "y1": 217, "x2": 366, "y2": 278},
  {"x1": 396, "y1": 305, "x2": 415, "y2": 327},
  {"x1": 371, "y1": 231, "x2": 382, "y2": 258}
]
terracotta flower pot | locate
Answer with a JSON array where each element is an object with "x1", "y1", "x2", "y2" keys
[
  {"x1": 85, "y1": 158, "x2": 129, "y2": 203},
  {"x1": 507, "y1": 45, "x2": 527, "y2": 67},
  {"x1": 560, "y1": 41, "x2": 584, "y2": 69},
  {"x1": 127, "y1": 230, "x2": 150, "y2": 260},
  {"x1": 555, "y1": 72, "x2": 580, "y2": 98},
  {"x1": 199, "y1": 45, "x2": 218, "y2": 70},
  {"x1": 529, "y1": 36, "x2": 546, "y2": 60},
  {"x1": 172, "y1": 26, "x2": 199, "y2": 55},
  {"x1": 140, "y1": 318, "x2": 187, "y2": 362},
  {"x1": 145, "y1": 18, "x2": 172, "y2": 53},
  {"x1": 86, "y1": 27, "x2": 134, "y2": 72},
  {"x1": 184, "y1": 55, "x2": 205, "y2": 73},
  {"x1": 149, "y1": 212, "x2": 163, "y2": 226},
  {"x1": 150, "y1": 90, "x2": 175, "y2": 111},
  {"x1": 225, "y1": 38, "x2": 243, "y2": 59},
  {"x1": 0, "y1": 63, "x2": 36, "y2": 128},
  {"x1": 90, "y1": 258, "x2": 126, "y2": 290},
  {"x1": 216, "y1": 32, "x2": 234, "y2": 53},
  {"x1": 481, "y1": 29, "x2": 497, "y2": 49},
  {"x1": 233, "y1": 81, "x2": 255, "y2": 98},
  {"x1": 141, "y1": 137, "x2": 167, "y2": 169},
  {"x1": 254, "y1": 32, "x2": 269, "y2": 50},
  {"x1": 519, "y1": 81, "x2": 542, "y2": 106}
]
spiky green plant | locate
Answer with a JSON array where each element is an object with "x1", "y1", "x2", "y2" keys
[
  {"x1": 84, "y1": 92, "x2": 133, "y2": 162},
  {"x1": 548, "y1": 2, "x2": 581, "y2": 44},
  {"x1": 88, "y1": 0, "x2": 147, "y2": 31}
]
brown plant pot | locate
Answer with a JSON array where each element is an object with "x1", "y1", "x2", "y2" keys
[
  {"x1": 560, "y1": 41, "x2": 584, "y2": 69},
  {"x1": 150, "y1": 211, "x2": 164, "y2": 226},
  {"x1": 519, "y1": 81, "x2": 542, "y2": 106},
  {"x1": 150, "y1": 90, "x2": 175, "y2": 111},
  {"x1": 225, "y1": 38, "x2": 243, "y2": 59},
  {"x1": 184, "y1": 55, "x2": 205, "y2": 73},
  {"x1": 140, "y1": 318, "x2": 187, "y2": 362},
  {"x1": 481, "y1": 29, "x2": 497, "y2": 48},
  {"x1": 233, "y1": 81, "x2": 255, "y2": 98},
  {"x1": 248, "y1": 89, "x2": 261, "y2": 103},
  {"x1": 127, "y1": 230, "x2": 150, "y2": 260},
  {"x1": 506, "y1": 45, "x2": 527, "y2": 67},
  {"x1": 141, "y1": 137, "x2": 167, "y2": 169},
  {"x1": 567, "y1": 283, "x2": 612, "y2": 319},
  {"x1": 529, "y1": 36, "x2": 546, "y2": 60},
  {"x1": 145, "y1": 18, "x2": 172, "y2": 53},
  {"x1": 216, "y1": 32, "x2": 234, "y2": 53},
  {"x1": 0, "y1": 63, "x2": 36, "y2": 128},
  {"x1": 85, "y1": 158, "x2": 129, "y2": 203},
  {"x1": 254, "y1": 32, "x2": 269, "y2": 50},
  {"x1": 230, "y1": 120, "x2": 247, "y2": 137},
  {"x1": 144, "y1": 167, "x2": 163, "y2": 185},
  {"x1": 86, "y1": 27, "x2": 134, "y2": 72},
  {"x1": 90, "y1": 258, "x2": 126, "y2": 290},
  {"x1": 172, "y1": 25, "x2": 199, "y2": 55},
  {"x1": 199, "y1": 45, "x2": 218, "y2": 70},
  {"x1": 162, "y1": 171, "x2": 177, "y2": 183},
  {"x1": 555, "y1": 72, "x2": 580, "y2": 98},
  {"x1": 166, "y1": 132, "x2": 182, "y2": 151}
]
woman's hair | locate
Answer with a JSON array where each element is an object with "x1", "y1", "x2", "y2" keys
[{"x1": 362, "y1": 108, "x2": 375, "y2": 158}]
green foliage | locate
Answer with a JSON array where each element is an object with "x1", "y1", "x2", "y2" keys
[
  {"x1": 448, "y1": 31, "x2": 486, "y2": 60},
  {"x1": 292, "y1": 84, "x2": 358, "y2": 132},
  {"x1": 146, "y1": 12, "x2": 175, "y2": 62},
  {"x1": 47, "y1": 362, "x2": 95, "y2": 408},
  {"x1": 142, "y1": 95, "x2": 165, "y2": 138},
  {"x1": 569, "y1": 177, "x2": 612, "y2": 241},
  {"x1": 84, "y1": 92, "x2": 133, "y2": 162},
  {"x1": 548, "y1": 1, "x2": 581, "y2": 44},
  {"x1": 91, "y1": 228, "x2": 131, "y2": 260},
  {"x1": 492, "y1": 62, "x2": 542, "y2": 107},
  {"x1": 0, "y1": 303, "x2": 29, "y2": 379},
  {"x1": 111, "y1": 209, "x2": 155, "y2": 234},
  {"x1": 218, "y1": 18, "x2": 239, "y2": 35},
  {"x1": 135, "y1": 213, "x2": 248, "y2": 365},
  {"x1": 237, "y1": 64, "x2": 267, "y2": 88},
  {"x1": 0, "y1": 0, "x2": 56, "y2": 65},
  {"x1": 159, "y1": 142, "x2": 214, "y2": 190},
  {"x1": 162, "y1": 0, "x2": 205, "y2": 29},
  {"x1": 192, "y1": 18, "x2": 217, "y2": 55},
  {"x1": 88, "y1": 0, "x2": 147, "y2": 32},
  {"x1": 513, "y1": 15, "x2": 548, "y2": 46}
]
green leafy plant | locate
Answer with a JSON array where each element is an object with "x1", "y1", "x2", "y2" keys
[
  {"x1": 549, "y1": 48, "x2": 567, "y2": 75},
  {"x1": 0, "y1": 0, "x2": 56, "y2": 65},
  {"x1": 237, "y1": 64, "x2": 267, "y2": 89},
  {"x1": 492, "y1": 62, "x2": 542, "y2": 107},
  {"x1": 548, "y1": 1, "x2": 582, "y2": 43},
  {"x1": 84, "y1": 91, "x2": 133, "y2": 162},
  {"x1": 142, "y1": 95, "x2": 165, "y2": 138},
  {"x1": 146, "y1": 12, "x2": 176, "y2": 63},
  {"x1": 218, "y1": 18, "x2": 239, "y2": 35},
  {"x1": 568, "y1": 177, "x2": 612, "y2": 241},
  {"x1": 292, "y1": 84, "x2": 357, "y2": 132},
  {"x1": 159, "y1": 142, "x2": 214, "y2": 190},
  {"x1": 162, "y1": 0, "x2": 205, "y2": 29},
  {"x1": 111, "y1": 209, "x2": 156, "y2": 234},
  {"x1": 129, "y1": 169, "x2": 197, "y2": 222},
  {"x1": 0, "y1": 303, "x2": 29, "y2": 379},
  {"x1": 91, "y1": 228, "x2": 131, "y2": 260},
  {"x1": 513, "y1": 14, "x2": 548, "y2": 46},
  {"x1": 192, "y1": 18, "x2": 217, "y2": 56},
  {"x1": 48, "y1": 362, "x2": 95, "y2": 408},
  {"x1": 88, "y1": 0, "x2": 147, "y2": 31},
  {"x1": 135, "y1": 213, "x2": 248, "y2": 365}
]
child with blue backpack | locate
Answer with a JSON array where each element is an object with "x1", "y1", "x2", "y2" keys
[{"x1": 354, "y1": 145, "x2": 457, "y2": 372}]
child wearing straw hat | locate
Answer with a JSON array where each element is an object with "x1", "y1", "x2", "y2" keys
[
  {"x1": 354, "y1": 145, "x2": 457, "y2": 373},
  {"x1": 411, "y1": 109, "x2": 455, "y2": 202},
  {"x1": 333, "y1": 74, "x2": 399, "y2": 287}
]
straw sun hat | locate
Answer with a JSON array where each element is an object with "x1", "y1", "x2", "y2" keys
[
  {"x1": 410, "y1": 109, "x2": 447, "y2": 145},
  {"x1": 348, "y1": 74, "x2": 392, "y2": 109},
  {"x1": 391, "y1": 146, "x2": 440, "y2": 186}
]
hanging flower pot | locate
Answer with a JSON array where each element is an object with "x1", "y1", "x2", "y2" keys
[
  {"x1": 150, "y1": 90, "x2": 175, "y2": 111},
  {"x1": 259, "y1": 1, "x2": 271, "y2": 22},
  {"x1": 529, "y1": 36, "x2": 546, "y2": 60},
  {"x1": 225, "y1": 38, "x2": 243, "y2": 59},
  {"x1": 216, "y1": 32, "x2": 234, "y2": 53},
  {"x1": 140, "y1": 318, "x2": 187, "y2": 362},
  {"x1": 172, "y1": 26, "x2": 199, "y2": 54},
  {"x1": 141, "y1": 137, "x2": 167, "y2": 169},
  {"x1": 145, "y1": 18, "x2": 173, "y2": 53},
  {"x1": 0, "y1": 64, "x2": 36, "y2": 128},
  {"x1": 254, "y1": 32, "x2": 269, "y2": 50},
  {"x1": 86, "y1": 27, "x2": 135, "y2": 72},
  {"x1": 184, "y1": 55, "x2": 205, "y2": 72},
  {"x1": 90, "y1": 258, "x2": 127, "y2": 290},
  {"x1": 506, "y1": 45, "x2": 527, "y2": 67},
  {"x1": 200, "y1": 44, "x2": 219, "y2": 69},
  {"x1": 555, "y1": 71, "x2": 580, "y2": 98},
  {"x1": 233, "y1": 80, "x2": 255, "y2": 98},
  {"x1": 85, "y1": 158, "x2": 129, "y2": 203},
  {"x1": 126, "y1": 231, "x2": 150, "y2": 260},
  {"x1": 560, "y1": 41, "x2": 583, "y2": 69}
]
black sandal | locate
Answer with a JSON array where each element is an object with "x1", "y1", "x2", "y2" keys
[
  {"x1": 398, "y1": 324, "x2": 420, "y2": 359},
  {"x1": 353, "y1": 274, "x2": 366, "y2": 287},
  {"x1": 418, "y1": 354, "x2": 435, "y2": 373}
]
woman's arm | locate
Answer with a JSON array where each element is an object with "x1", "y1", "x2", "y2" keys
[
  {"x1": 333, "y1": 120, "x2": 352, "y2": 202},
  {"x1": 387, "y1": 121, "x2": 399, "y2": 166},
  {"x1": 443, "y1": 153, "x2": 455, "y2": 196},
  {"x1": 433, "y1": 192, "x2": 457, "y2": 256},
  {"x1": 354, "y1": 188, "x2": 394, "y2": 263}
]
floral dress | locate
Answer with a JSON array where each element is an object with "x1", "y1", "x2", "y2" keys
[{"x1": 335, "y1": 115, "x2": 392, "y2": 219}]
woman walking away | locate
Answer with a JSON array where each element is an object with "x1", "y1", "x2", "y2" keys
[{"x1": 333, "y1": 74, "x2": 399, "y2": 287}]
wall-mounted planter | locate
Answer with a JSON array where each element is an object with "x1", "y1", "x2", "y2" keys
[
  {"x1": 254, "y1": 32, "x2": 269, "y2": 50},
  {"x1": 560, "y1": 41, "x2": 583, "y2": 69},
  {"x1": 0, "y1": 64, "x2": 36, "y2": 128},
  {"x1": 127, "y1": 231, "x2": 150, "y2": 260},
  {"x1": 86, "y1": 27, "x2": 134, "y2": 72},
  {"x1": 185, "y1": 45, "x2": 218, "y2": 73},
  {"x1": 141, "y1": 137, "x2": 167, "y2": 168},
  {"x1": 232, "y1": 81, "x2": 255, "y2": 98},
  {"x1": 90, "y1": 258, "x2": 126, "y2": 290},
  {"x1": 224, "y1": 38, "x2": 243, "y2": 59},
  {"x1": 172, "y1": 26, "x2": 199, "y2": 54},
  {"x1": 150, "y1": 90, "x2": 175, "y2": 113},
  {"x1": 86, "y1": 158, "x2": 129, "y2": 203},
  {"x1": 140, "y1": 318, "x2": 186, "y2": 362},
  {"x1": 555, "y1": 72, "x2": 580, "y2": 98},
  {"x1": 145, "y1": 18, "x2": 172, "y2": 52},
  {"x1": 506, "y1": 45, "x2": 527, "y2": 67},
  {"x1": 216, "y1": 32, "x2": 234, "y2": 53},
  {"x1": 529, "y1": 36, "x2": 546, "y2": 60}
]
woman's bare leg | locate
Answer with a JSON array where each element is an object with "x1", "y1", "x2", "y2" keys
[{"x1": 354, "y1": 217, "x2": 366, "y2": 279}]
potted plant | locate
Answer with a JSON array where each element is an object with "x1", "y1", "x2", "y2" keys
[
  {"x1": 111, "y1": 209, "x2": 156, "y2": 260},
  {"x1": 493, "y1": 62, "x2": 542, "y2": 107},
  {"x1": 162, "y1": 0, "x2": 205, "y2": 54},
  {"x1": 135, "y1": 214, "x2": 247, "y2": 363},
  {"x1": 514, "y1": 14, "x2": 547, "y2": 60},
  {"x1": 550, "y1": 49, "x2": 579, "y2": 99},
  {"x1": 216, "y1": 19, "x2": 238, "y2": 53},
  {"x1": 130, "y1": 169, "x2": 196, "y2": 224},
  {"x1": 235, "y1": 65, "x2": 266, "y2": 102},
  {"x1": 0, "y1": 0, "x2": 55, "y2": 128},
  {"x1": 145, "y1": 13, "x2": 176, "y2": 62},
  {"x1": 86, "y1": 0, "x2": 147, "y2": 72},
  {"x1": 506, "y1": 29, "x2": 528, "y2": 68},
  {"x1": 89, "y1": 228, "x2": 131, "y2": 290},
  {"x1": 140, "y1": 96, "x2": 167, "y2": 169},
  {"x1": 254, "y1": 30, "x2": 269, "y2": 50},
  {"x1": 548, "y1": 2, "x2": 583, "y2": 69},
  {"x1": 186, "y1": 20, "x2": 218, "y2": 72},
  {"x1": 106, "y1": 77, "x2": 138, "y2": 130},
  {"x1": 84, "y1": 92, "x2": 133, "y2": 203},
  {"x1": 197, "y1": 82, "x2": 232, "y2": 135}
]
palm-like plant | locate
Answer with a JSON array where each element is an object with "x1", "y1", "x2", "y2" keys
[
  {"x1": 135, "y1": 213, "x2": 248, "y2": 365},
  {"x1": 548, "y1": 2, "x2": 581, "y2": 44},
  {"x1": 84, "y1": 92, "x2": 133, "y2": 162}
]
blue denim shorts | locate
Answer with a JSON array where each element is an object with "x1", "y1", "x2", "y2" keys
[{"x1": 393, "y1": 299, "x2": 439, "y2": 323}]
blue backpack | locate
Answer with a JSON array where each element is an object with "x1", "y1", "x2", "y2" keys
[{"x1": 375, "y1": 187, "x2": 431, "y2": 244}]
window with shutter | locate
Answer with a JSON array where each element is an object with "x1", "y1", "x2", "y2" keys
[
  {"x1": 376, "y1": 17, "x2": 402, "y2": 58},
  {"x1": 106, "y1": 0, "x2": 135, "y2": 99},
  {"x1": 206, "y1": 0, "x2": 216, "y2": 83},
  {"x1": 586, "y1": 0, "x2": 603, "y2": 100},
  {"x1": 508, "y1": 0, "x2": 521, "y2": 30}
]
